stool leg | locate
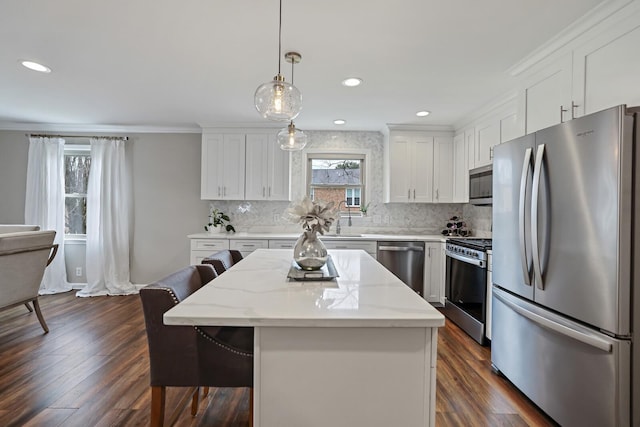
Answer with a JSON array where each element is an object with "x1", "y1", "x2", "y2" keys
[
  {"x1": 151, "y1": 386, "x2": 166, "y2": 427},
  {"x1": 191, "y1": 387, "x2": 200, "y2": 416}
]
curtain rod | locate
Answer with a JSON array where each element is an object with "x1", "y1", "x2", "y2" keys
[{"x1": 26, "y1": 133, "x2": 129, "y2": 141}]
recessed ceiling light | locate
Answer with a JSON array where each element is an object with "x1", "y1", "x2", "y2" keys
[
  {"x1": 333, "y1": 119, "x2": 346, "y2": 125},
  {"x1": 341, "y1": 78, "x2": 362, "y2": 87},
  {"x1": 21, "y1": 60, "x2": 51, "y2": 73},
  {"x1": 416, "y1": 111, "x2": 430, "y2": 117}
]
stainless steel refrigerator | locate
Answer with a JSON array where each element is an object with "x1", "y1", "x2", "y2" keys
[{"x1": 492, "y1": 105, "x2": 639, "y2": 426}]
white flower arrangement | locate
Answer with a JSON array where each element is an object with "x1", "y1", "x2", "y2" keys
[{"x1": 285, "y1": 196, "x2": 337, "y2": 235}]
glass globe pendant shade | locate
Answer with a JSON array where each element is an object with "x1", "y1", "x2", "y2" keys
[
  {"x1": 277, "y1": 122, "x2": 308, "y2": 151},
  {"x1": 254, "y1": 74, "x2": 302, "y2": 122}
]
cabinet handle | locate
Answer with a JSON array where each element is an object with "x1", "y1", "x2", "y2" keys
[
  {"x1": 217, "y1": 186, "x2": 221, "y2": 197},
  {"x1": 489, "y1": 146, "x2": 494, "y2": 159},
  {"x1": 408, "y1": 189, "x2": 411, "y2": 200},
  {"x1": 436, "y1": 189, "x2": 439, "y2": 200},
  {"x1": 269, "y1": 187, "x2": 271, "y2": 197},
  {"x1": 263, "y1": 187, "x2": 265, "y2": 197},
  {"x1": 223, "y1": 186, "x2": 226, "y2": 196},
  {"x1": 560, "y1": 105, "x2": 568, "y2": 123},
  {"x1": 413, "y1": 189, "x2": 416, "y2": 199},
  {"x1": 428, "y1": 247, "x2": 432, "y2": 257},
  {"x1": 571, "y1": 101, "x2": 579, "y2": 119}
]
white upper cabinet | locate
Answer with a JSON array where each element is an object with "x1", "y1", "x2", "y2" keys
[
  {"x1": 245, "y1": 134, "x2": 290, "y2": 201},
  {"x1": 522, "y1": 53, "x2": 573, "y2": 134},
  {"x1": 384, "y1": 130, "x2": 456, "y2": 204},
  {"x1": 385, "y1": 132, "x2": 434, "y2": 203},
  {"x1": 452, "y1": 133, "x2": 469, "y2": 203},
  {"x1": 412, "y1": 136, "x2": 434, "y2": 203},
  {"x1": 474, "y1": 119, "x2": 500, "y2": 167},
  {"x1": 433, "y1": 136, "x2": 454, "y2": 203},
  {"x1": 572, "y1": 11, "x2": 640, "y2": 116},
  {"x1": 201, "y1": 133, "x2": 246, "y2": 200},
  {"x1": 515, "y1": 2, "x2": 640, "y2": 133}
]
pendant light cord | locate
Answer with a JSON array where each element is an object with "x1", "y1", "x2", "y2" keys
[{"x1": 277, "y1": 0, "x2": 283, "y2": 74}]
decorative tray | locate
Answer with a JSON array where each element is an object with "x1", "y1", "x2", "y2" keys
[{"x1": 287, "y1": 256, "x2": 339, "y2": 281}]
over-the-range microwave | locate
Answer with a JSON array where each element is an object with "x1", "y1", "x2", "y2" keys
[{"x1": 469, "y1": 164, "x2": 492, "y2": 205}]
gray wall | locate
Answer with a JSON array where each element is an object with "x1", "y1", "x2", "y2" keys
[
  {"x1": 0, "y1": 131, "x2": 28, "y2": 223},
  {"x1": 0, "y1": 131, "x2": 207, "y2": 284}
]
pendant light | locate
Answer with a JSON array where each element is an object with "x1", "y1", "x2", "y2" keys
[
  {"x1": 277, "y1": 52, "x2": 308, "y2": 151},
  {"x1": 254, "y1": 0, "x2": 302, "y2": 121}
]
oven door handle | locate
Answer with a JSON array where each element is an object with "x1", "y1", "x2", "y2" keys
[{"x1": 446, "y1": 251, "x2": 486, "y2": 268}]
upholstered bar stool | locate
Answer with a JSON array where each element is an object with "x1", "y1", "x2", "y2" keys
[
  {"x1": 140, "y1": 264, "x2": 253, "y2": 426},
  {"x1": 201, "y1": 249, "x2": 243, "y2": 276}
]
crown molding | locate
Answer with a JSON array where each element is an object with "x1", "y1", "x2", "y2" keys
[
  {"x1": 385, "y1": 123, "x2": 454, "y2": 132},
  {"x1": 508, "y1": 0, "x2": 633, "y2": 77},
  {"x1": 198, "y1": 121, "x2": 282, "y2": 129},
  {"x1": 0, "y1": 122, "x2": 201, "y2": 134}
]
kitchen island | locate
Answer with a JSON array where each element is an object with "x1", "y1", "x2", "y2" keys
[{"x1": 164, "y1": 249, "x2": 445, "y2": 427}]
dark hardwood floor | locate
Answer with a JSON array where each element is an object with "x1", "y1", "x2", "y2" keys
[{"x1": 0, "y1": 292, "x2": 555, "y2": 426}]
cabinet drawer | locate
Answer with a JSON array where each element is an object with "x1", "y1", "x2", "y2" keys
[
  {"x1": 268, "y1": 239, "x2": 297, "y2": 249},
  {"x1": 191, "y1": 239, "x2": 229, "y2": 251},
  {"x1": 230, "y1": 239, "x2": 268, "y2": 252},
  {"x1": 321, "y1": 240, "x2": 377, "y2": 254}
]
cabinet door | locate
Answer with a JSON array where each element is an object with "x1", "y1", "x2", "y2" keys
[
  {"x1": 465, "y1": 128, "x2": 476, "y2": 170},
  {"x1": 573, "y1": 15, "x2": 640, "y2": 117},
  {"x1": 524, "y1": 54, "x2": 573, "y2": 133},
  {"x1": 220, "y1": 134, "x2": 246, "y2": 200},
  {"x1": 388, "y1": 135, "x2": 412, "y2": 203},
  {"x1": 433, "y1": 136, "x2": 453, "y2": 203},
  {"x1": 201, "y1": 133, "x2": 223, "y2": 199},
  {"x1": 411, "y1": 136, "x2": 433, "y2": 203},
  {"x1": 202, "y1": 133, "x2": 246, "y2": 200},
  {"x1": 245, "y1": 134, "x2": 269, "y2": 200},
  {"x1": 423, "y1": 242, "x2": 444, "y2": 304},
  {"x1": 475, "y1": 121, "x2": 500, "y2": 167},
  {"x1": 452, "y1": 133, "x2": 469, "y2": 203},
  {"x1": 267, "y1": 134, "x2": 291, "y2": 201}
]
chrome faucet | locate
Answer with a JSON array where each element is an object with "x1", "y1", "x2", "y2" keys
[{"x1": 336, "y1": 200, "x2": 352, "y2": 235}]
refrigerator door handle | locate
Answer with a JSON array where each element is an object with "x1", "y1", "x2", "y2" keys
[
  {"x1": 531, "y1": 144, "x2": 545, "y2": 290},
  {"x1": 519, "y1": 147, "x2": 533, "y2": 286},
  {"x1": 494, "y1": 289, "x2": 613, "y2": 353}
]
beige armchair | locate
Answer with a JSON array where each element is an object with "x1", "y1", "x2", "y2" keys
[{"x1": 0, "y1": 228, "x2": 58, "y2": 333}]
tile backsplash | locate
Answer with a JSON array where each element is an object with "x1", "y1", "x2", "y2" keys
[{"x1": 205, "y1": 130, "x2": 491, "y2": 237}]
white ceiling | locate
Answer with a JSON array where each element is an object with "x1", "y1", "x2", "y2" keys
[{"x1": 0, "y1": 0, "x2": 604, "y2": 132}]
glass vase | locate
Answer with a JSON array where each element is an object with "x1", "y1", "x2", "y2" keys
[{"x1": 293, "y1": 230, "x2": 328, "y2": 270}]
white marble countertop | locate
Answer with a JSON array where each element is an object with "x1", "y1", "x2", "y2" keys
[
  {"x1": 188, "y1": 231, "x2": 447, "y2": 242},
  {"x1": 164, "y1": 249, "x2": 445, "y2": 328}
]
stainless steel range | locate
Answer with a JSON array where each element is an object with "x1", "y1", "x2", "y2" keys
[{"x1": 442, "y1": 238, "x2": 492, "y2": 345}]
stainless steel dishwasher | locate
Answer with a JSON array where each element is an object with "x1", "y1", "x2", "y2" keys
[{"x1": 376, "y1": 241, "x2": 425, "y2": 296}]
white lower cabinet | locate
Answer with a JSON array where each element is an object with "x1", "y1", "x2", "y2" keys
[
  {"x1": 268, "y1": 239, "x2": 297, "y2": 250},
  {"x1": 190, "y1": 239, "x2": 230, "y2": 265},
  {"x1": 230, "y1": 239, "x2": 269, "y2": 258},
  {"x1": 321, "y1": 240, "x2": 377, "y2": 259},
  {"x1": 423, "y1": 242, "x2": 445, "y2": 305}
]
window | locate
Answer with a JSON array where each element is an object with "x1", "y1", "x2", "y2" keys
[
  {"x1": 345, "y1": 188, "x2": 361, "y2": 207},
  {"x1": 307, "y1": 154, "x2": 365, "y2": 215},
  {"x1": 64, "y1": 145, "x2": 91, "y2": 235}
]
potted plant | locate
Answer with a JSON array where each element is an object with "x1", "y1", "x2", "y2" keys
[{"x1": 205, "y1": 207, "x2": 235, "y2": 233}]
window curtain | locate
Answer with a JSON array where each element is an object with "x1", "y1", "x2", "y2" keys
[
  {"x1": 76, "y1": 138, "x2": 136, "y2": 297},
  {"x1": 25, "y1": 136, "x2": 72, "y2": 294}
]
